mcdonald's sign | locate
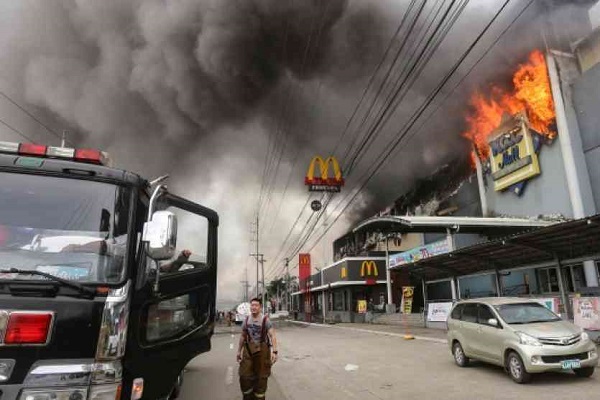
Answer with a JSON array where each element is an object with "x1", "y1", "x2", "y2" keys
[
  {"x1": 299, "y1": 253, "x2": 311, "y2": 292},
  {"x1": 305, "y1": 156, "x2": 345, "y2": 192},
  {"x1": 360, "y1": 260, "x2": 378, "y2": 285}
]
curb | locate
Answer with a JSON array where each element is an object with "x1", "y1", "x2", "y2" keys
[{"x1": 290, "y1": 320, "x2": 448, "y2": 344}]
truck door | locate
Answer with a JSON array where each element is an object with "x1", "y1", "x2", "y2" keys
[{"x1": 123, "y1": 192, "x2": 218, "y2": 400}]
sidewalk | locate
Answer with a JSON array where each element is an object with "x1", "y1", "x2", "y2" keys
[{"x1": 290, "y1": 320, "x2": 448, "y2": 344}]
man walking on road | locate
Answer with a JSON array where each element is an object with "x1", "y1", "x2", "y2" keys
[{"x1": 237, "y1": 297, "x2": 278, "y2": 400}]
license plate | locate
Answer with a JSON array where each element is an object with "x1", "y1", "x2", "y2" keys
[{"x1": 561, "y1": 360, "x2": 581, "y2": 369}]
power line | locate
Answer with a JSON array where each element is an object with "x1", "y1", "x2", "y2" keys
[
  {"x1": 269, "y1": 0, "x2": 464, "y2": 278},
  {"x1": 264, "y1": 1, "x2": 429, "y2": 278},
  {"x1": 0, "y1": 116, "x2": 37, "y2": 143},
  {"x1": 0, "y1": 89, "x2": 72, "y2": 145},
  {"x1": 301, "y1": 0, "x2": 520, "y2": 258}
]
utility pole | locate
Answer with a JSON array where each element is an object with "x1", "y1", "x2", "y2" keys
[
  {"x1": 250, "y1": 252, "x2": 266, "y2": 313},
  {"x1": 254, "y1": 214, "x2": 259, "y2": 297},
  {"x1": 285, "y1": 257, "x2": 290, "y2": 312}
]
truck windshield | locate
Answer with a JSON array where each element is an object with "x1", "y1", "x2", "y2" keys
[{"x1": 0, "y1": 172, "x2": 131, "y2": 284}]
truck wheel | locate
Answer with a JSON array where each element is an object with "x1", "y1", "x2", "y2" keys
[
  {"x1": 507, "y1": 352, "x2": 531, "y2": 384},
  {"x1": 574, "y1": 367, "x2": 595, "y2": 378},
  {"x1": 452, "y1": 342, "x2": 469, "y2": 367}
]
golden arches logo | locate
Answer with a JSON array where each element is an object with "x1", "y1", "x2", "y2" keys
[
  {"x1": 305, "y1": 156, "x2": 344, "y2": 186},
  {"x1": 360, "y1": 261, "x2": 379, "y2": 277},
  {"x1": 299, "y1": 254, "x2": 311, "y2": 266}
]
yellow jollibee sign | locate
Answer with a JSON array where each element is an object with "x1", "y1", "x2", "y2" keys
[
  {"x1": 488, "y1": 115, "x2": 541, "y2": 192},
  {"x1": 402, "y1": 286, "x2": 415, "y2": 314}
]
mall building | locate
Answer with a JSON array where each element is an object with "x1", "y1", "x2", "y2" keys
[{"x1": 294, "y1": 4, "x2": 600, "y2": 330}]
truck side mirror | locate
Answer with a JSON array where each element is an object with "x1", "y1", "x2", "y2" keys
[{"x1": 143, "y1": 210, "x2": 177, "y2": 260}]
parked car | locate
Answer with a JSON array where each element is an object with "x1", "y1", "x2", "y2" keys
[{"x1": 447, "y1": 297, "x2": 599, "y2": 383}]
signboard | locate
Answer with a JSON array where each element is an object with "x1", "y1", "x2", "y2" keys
[
  {"x1": 402, "y1": 286, "x2": 415, "y2": 314},
  {"x1": 573, "y1": 297, "x2": 600, "y2": 331},
  {"x1": 488, "y1": 114, "x2": 541, "y2": 193},
  {"x1": 534, "y1": 297, "x2": 560, "y2": 315},
  {"x1": 299, "y1": 253, "x2": 311, "y2": 292},
  {"x1": 305, "y1": 156, "x2": 345, "y2": 192},
  {"x1": 427, "y1": 302, "x2": 453, "y2": 322},
  {"x1": 360, "y1": 260, "x2": 378, "y2": 285},
  {"x1": 389, "y1": 240, "x2": 450, "y2": 268},
  {"x1": 323, "y1": 259, "x2": 386, "y2": 284},
  {"x1": 357, "y1": 300, "x2": 367, "y2": 314}
]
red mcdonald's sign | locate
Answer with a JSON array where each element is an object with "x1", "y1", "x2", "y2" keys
[{"x1": 299, "y1": 253, "x2": 311, "y2": 292}]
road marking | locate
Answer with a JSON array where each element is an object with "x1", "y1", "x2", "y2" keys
[
  {"x1": 225, "y1": 366, "x2": 234, "y2": 386},
  {"x1": 231, "y1": 334, "x2": 235, "y2": 338},
  {"x1": 290, "y1": 320, "x2": 447, "y2": 344},
  {"x1": 230, "y1": 343, "x2": 234, "y2": 350}
]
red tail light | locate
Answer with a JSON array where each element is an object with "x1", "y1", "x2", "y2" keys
[
  {"x1": 4, "y1": 312, "x2": 53, "y2": 344},
  {"x1": 19, "y1": 143, "x2": 47, "y2": 156}
]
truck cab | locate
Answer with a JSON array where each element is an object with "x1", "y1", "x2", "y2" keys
[{"x1": 0, "y1": 141, "x2": 219, "y2": 400}]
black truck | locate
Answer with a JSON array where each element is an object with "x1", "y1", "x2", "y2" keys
[{"x1": 0, "y1": 141, "x2": 218, "y2": 400}]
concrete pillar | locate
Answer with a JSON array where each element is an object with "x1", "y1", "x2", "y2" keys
[{"x1": 547, "y1": 52, "x2": 598, "y2": 287}]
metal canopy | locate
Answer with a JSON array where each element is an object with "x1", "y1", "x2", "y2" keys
[
  {"x1": 352, "y1": 215, "x2": 554, "y2": 235},
  {"x1": 397, "y1": 214, "x2": 600, "y2": 281}
]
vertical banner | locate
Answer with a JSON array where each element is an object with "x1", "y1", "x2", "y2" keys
[
  {"x1": 299, "y1": 253, "x2": 311, "y2": 321},
  {"x1": 299, "y1": 253, "x2": 311, "y2": 292},
  {"x1": 402, "y1": 286, "x2": 415, "y2": 314}
]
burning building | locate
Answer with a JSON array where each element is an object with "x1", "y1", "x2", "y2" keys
[{"x1": 294, "y1": 1, "x2": 600, "y2": 328}]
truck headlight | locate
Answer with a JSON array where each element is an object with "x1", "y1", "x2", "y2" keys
[
  {"x1": 20, "y1": 388, "x2": 88, "y2": 400},
  {"x1": 516, "y1": 332, "x2": 542, "y2": 346}
]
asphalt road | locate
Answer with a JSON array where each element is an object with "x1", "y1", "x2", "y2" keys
[{"x1": 179, "y1": 322, "x2": 598, "y2": 400}]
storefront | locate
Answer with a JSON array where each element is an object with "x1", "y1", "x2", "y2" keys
[
  {"x1": 291, "y1": 257, "x2": 388, "y2": 323},
  {"x1": 399, "y1": 214, "x2": 600, "y2": 333}
]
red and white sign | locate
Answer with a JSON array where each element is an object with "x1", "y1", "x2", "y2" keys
[{"x1": 573, "y1": 297, "x2": 600, "y2": 331}]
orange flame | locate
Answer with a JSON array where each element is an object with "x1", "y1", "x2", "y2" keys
[{"x1": 464, "y1": 50, "x2": 556, "y2": 164}]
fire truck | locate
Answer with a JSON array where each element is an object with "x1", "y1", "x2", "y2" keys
[{"x1": 0, "y1": 141, "x2": 219, "y2": 400}]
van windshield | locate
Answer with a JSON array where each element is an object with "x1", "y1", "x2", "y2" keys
[
  {"x1": 494, "y1": 303, "x2": 561, "y2": 324},
  {"x1": 0, "y1": 172, "x2": 131, "y2": 284}
]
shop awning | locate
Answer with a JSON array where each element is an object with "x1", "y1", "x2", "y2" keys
[
  {"x1": 352, "y1": 215, "x2": 555, "y2": 235},
  {"x1": 291, "y1": 280, "x2": 387, "y2": 296},
  {"x1": 395, "y1": 214, "x2": 600, "y2": 281}
]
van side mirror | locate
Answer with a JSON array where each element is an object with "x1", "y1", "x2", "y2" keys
[
  {"x1": 143, "y1": 211, "x2": 177, "y2": 260},
  {"x1": 488, "y1": 318, "x2": 499, "y2": 328}
]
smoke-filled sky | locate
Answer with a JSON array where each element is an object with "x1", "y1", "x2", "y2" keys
[{"x1": 0, "y1": 0, "x2": 593, "y2": 303}]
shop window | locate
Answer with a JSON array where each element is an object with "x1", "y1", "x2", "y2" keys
[
  {"x1": 427, "y1": 280, "x2": 452, "y2": 301},
  {"x1": 537, "y1": 268, "x2": 560, "y2": 293},
  {"x1": 501, "y1": 269, "x2": 539, "y2": 296},
  {"x1": 459, "y1": 274, "x2": 496, "y2": 299},
  {"x1": 333, "y1": 291, "x2": 345, "y2": 311}
]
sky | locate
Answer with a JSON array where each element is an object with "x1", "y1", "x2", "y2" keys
[{"x1": 0, "y1": 0, "x2": 593, "y2": 304}]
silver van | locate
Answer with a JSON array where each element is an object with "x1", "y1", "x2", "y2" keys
[{"x1": 447, "y1": 297, "x2": 598, "y2": 383}]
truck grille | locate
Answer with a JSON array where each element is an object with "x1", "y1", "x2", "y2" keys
[
  {"x1": 541, "y1": 352, "x2": 589, "y2": 364},
  {"x1": 537, "y1": 334, "x2": 581, "y2": 346}
]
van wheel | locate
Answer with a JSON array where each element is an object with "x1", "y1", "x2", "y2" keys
[
  {"x1": 574, "y1": 367, "x2": 595, "y2": 378},
  {"x1": 507, "y1": 352, "x2": 531, "y2": 383},
  {"x1": 453, "y1": 342, "x2": 469, "y2": 367}
]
